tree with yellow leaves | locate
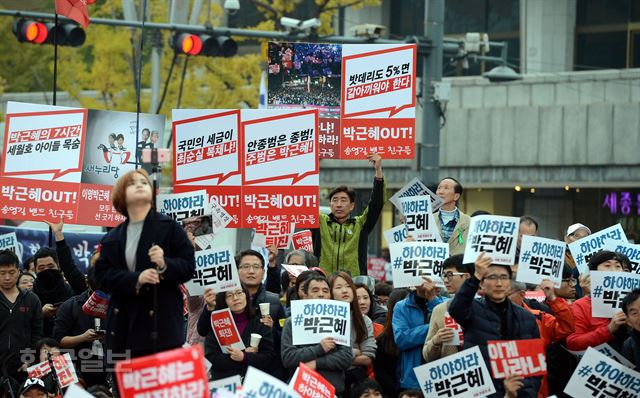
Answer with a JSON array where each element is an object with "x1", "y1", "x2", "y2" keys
[{"x1": 0, "y1": 0, "x2": 380, "y2": 116}]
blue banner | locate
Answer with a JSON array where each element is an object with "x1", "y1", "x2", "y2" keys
[{"x1": 0, "y1": 226, "x2": 104, "y2": 273}]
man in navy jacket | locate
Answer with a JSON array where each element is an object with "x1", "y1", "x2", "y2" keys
[{"x1": 449, "y1": 252, "x2": 541, "y2": 398}]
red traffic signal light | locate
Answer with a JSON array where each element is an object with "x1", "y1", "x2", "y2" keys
[
  {"x1": 17, "y1": 20, "x2": 48, "y2": 44},
  {"x1": 172, "y1": 32, "x2": 237, "y2": 57},
  {"x1": 13, "y1": 19, "x2": 85, "y2": 47},
  {"x1": 173, "y1": 33, "x2": 203, "y2": 56}
]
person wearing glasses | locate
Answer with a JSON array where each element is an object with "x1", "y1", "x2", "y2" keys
[
  {"x1": 422, "y1": 254, "x2": 473, "y2": 363},
  {"x1": 236, "y1": 249, "x2": 287, "y2": 380},
  {"x1": 449, "y1": 252, "x2": 541, "y2": 398},
  {"x1": 554, "y1": 264, "x2": 577, "y2": 303},
  {"x1": 204, "y1": 284, "x2": 276, "y2": 380}
]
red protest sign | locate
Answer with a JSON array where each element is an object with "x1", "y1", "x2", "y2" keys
[
  {"x1": 255, "y1": 220, "x2": 295, "y2": 249},
  {"x1": 290, "y1": 362, "x2": 335, "y2": 398},
  {"x1": 1, "y1": 103, "x2": 165, "y2": 227},
  {"x1": 367, "y1": 257, "x2": 387, "y2": 281},
  {"x1": 487, "y1": 339, "x2": 547, "y2": 378},
  {"x1": 524, "y1": 290, "x2": 546, "y2": 302},
  {"x1": 115, "y1": 346, "x2": 208, "y2": 398},
  {"x1": 27, "y1": 353, "x2": 78, "y2": 388},
  {"x1": 318, "y1": 118, "x2": 341, "y2": 159},
  {"x1": 292, "y1": 229, "x2": 314, "y2": 252},
  {"x1": 443, "y1": 312, "x2": 464, "y2": 346},
  {"x1": 211, "y1": 309, "x2": 246, "y2": 353}
]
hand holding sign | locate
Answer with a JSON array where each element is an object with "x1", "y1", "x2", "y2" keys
[
  {"x1": 204, "y1": 288, "x2": 217, "y2": 311},
  {"x1": 474, "y1": 252, "x2": 492, "y2": 280},
  {"x1": 503, "y1": 374, "x2": 524, "y2": 398},
  {"x1": 43, "y1": 217, "x2": 64, "y2": 241},
  {"x1": 366, "y1": 152, "x2": 383, "y2": 177},
  {"x1": 539, "y1": 279, "x2": 557, "y2": 301},
  {"x1": 608, "y1": 311, "x2": 627, "y2": 334},
  {"x1": 320, "y1": 337, "x2": 336, "y2": 353},
  {"x1": 226, "y1": 346, "x2": 244, "y2": 362}
]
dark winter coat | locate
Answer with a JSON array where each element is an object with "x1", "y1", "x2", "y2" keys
[
  {"x1": 449, "y1": 276, "x2": 542, "y2": 398},
  {"x1": 94, "y1": 210, "x2": 195, "y2": 356}
]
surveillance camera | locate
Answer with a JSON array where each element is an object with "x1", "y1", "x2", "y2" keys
[
  {"x1": 299, "y1": 18, "x2": 321, "y2": 31},
  {"x1": 280, "y1": 17, "x2": 321, "y2": 32},
  {"x1": 350, "y1": 24, "x2": 386, "y2": 39},
  {"x1": 223, "y1": 0, "x2": 240, "y2": 15},
  {"x1": 280, "y1": 17, "x2": 303, "y2": 29}
]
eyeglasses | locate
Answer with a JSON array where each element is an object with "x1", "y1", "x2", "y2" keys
[
  {"x1": 483, "y1": 275, "x2": 510, "y2": 282},
  {"x1": 562, "y1": 278, "x2": 577, "y2": 286},
  {"x1": 238, "y1": 264, "x2": 263, "y2": 271},
  {"x1": 225, "y1": 291, "x2": 244, "y2": 299},
  {"x1": 442, "y1": 272, "x2": 465, "y2": 281}
]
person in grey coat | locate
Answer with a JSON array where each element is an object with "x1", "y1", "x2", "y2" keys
[{"x1": 281, "y1": 274, "x2": 353, "y2": 396}]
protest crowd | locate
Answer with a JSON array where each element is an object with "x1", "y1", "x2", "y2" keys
[{"x1": 1, "y1": 152, "x2": 640, "y2": 398}]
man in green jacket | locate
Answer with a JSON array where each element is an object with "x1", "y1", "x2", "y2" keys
[{"x1": 312, "y1": 153, "x2": 385, "y2": 276}]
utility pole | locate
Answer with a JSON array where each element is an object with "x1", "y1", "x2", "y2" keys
[{"x1": 421, "y1": 0, "x2": 444, "y2": 188}]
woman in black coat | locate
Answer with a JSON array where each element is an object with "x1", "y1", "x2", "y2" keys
[
  {"x1": 204, "y1": 284, "x2": 275, "y2": 380},
  {"x1": 94, "y1": 169, "x2": 195, "y2": 358}
]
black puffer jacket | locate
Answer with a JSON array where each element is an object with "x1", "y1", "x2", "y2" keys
[
  {"x1": 623, "y1": 330, "x2": 640, "y2": 368},
  {"x1": 449, "y1": 276, "x2": 541, "y2": 398}
]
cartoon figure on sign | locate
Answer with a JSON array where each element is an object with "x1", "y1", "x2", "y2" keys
[{"x1": 98, "y1": 133, "x2": 131, "y2": 165}]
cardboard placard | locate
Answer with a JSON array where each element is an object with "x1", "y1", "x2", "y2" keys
[{"x1": 291, "y1": 299, "x2": 350, "y2": 346}]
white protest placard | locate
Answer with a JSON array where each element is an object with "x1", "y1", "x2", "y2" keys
[
  {"x1": 398, "y1": 195, "x2": 441, "y2": 242},
  {"x1": 0, "y1": 232, "x2": 22, "y2": 259},
  {"x1": 2, "y1": 109, "x2": 87, "y2": 182},
  {"x1": 27, "y1": 353, "x2": 79, "y2": 389},
  {"x1": 64, "y1": 384, "x2": 95, "y2": 398},
  {"x1": 568, "y1": 224, "x2": 627, "y2": 274},
  {"x1": 210, "y1": 197, "x2": 233, "y2": 233},
  {"x1": 282, "y1": 264, "x2": 309, "y2": 278},
  {"x1": 389, "y1": 241, "x2": 449, "y2": 288},
  {"x1": 340, "y1": 44, "x2": 416, "y2": 159},
  {"x1": 463, "y1": 215, "x2": 519, "y2": 265},
  {"x1": 243, "y1": 367, "x2": 300, "y2": 398},
  {"x1": 209, "y1": 375, "x2": 242, "y2": 396},
  {"x1": 384, "y1": 224, "x2": 408, "y2": 245},
  {"x1": 157, "y1": 190, "x2": 209, "y2": 222},
  {"x1": 564, "y1": 347, "x2": 640, "y2": 398},
  {"x1": 606, "y1": 241, "x2": 640, "y2": 274},
  {"x1": 185, "y1": 246, "x2": 241, "y2": 296},
  {"x1": 291, "y1": 299, "x2": 350, "y2": 347},
  {"x1": 172, "y1": 109, "x2": 241, "y2": 185},
  {"x1": 389, "y1": 177, "x2": 443, "y2": 213},
  {"x1": 566, "y1": 342, "x2": 635, "y2": 369},
  {"x1": 443, "y1": 312, "x2": 463, "y2": 346},
  {"x1": 590, "y1": 271, "x2": 640, "y2": 318},
  {"x1": 516, "y1": 235, "x2": 565, "y2": 288},
  {"x1": 414, "y1": 346, "x2": 495, "y2": 398}
]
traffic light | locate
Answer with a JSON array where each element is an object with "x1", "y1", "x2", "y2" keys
[
  {"x1": 13, "y1": 19, "x2": 86, "y2": 47},
  {"x1": 172, "y1": 32, "x2": 237, "y2": 57}
]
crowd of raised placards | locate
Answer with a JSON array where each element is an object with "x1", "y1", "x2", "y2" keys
[{"x1": 1, "y1": 162, "x2": 639, "y2": 398}]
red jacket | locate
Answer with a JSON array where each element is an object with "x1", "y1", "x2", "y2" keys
[
  {"x1": 522, "y1": 297, "x2": 576, "y2": 398},
  {"x1": 566, "y1": 296, "x2": 613, "y2": 351}
]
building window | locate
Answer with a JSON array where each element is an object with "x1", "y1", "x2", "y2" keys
[
  {"x1": 574, "y1": 0, "x2": 640, "y2": 69},
  {"x1": 389, "y1": 0, "x2": 520, "y2": 77}
]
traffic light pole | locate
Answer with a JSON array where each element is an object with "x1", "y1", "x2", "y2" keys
[{"x1": 421, "y1": 0, "x2": 444, "y2": 188}]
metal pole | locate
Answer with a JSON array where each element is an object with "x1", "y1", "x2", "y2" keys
[{"x1": 420, "y1": 0, "x2": 444, "y2": 187}]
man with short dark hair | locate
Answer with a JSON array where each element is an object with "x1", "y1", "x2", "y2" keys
[
  {"x1": 32, "y1": 220, "x2": 86, "y2": 337},
  {"x1": 281, "y1": 275, "x2": 352, "y2": 396},
  {"x1": 433, "y1": 177, "x2": 470, "y2": 255},
  {"x1": 449, "y1": 253, "x2": 541, "y2": 397},
  {"x1": 0, "y1": 249, "x2": 43, "y2": 385},
  {"x1": 312, "y1": 153, "x2": 385, "y2": 276},
  {"x1": 423, "y1": 254, "x2": 474, "y2": 362}
]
